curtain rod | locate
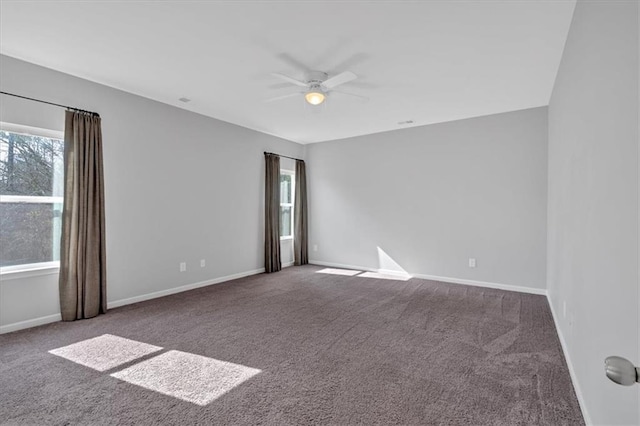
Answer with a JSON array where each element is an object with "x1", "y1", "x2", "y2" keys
[
  {"x1": 0, "y1": 91, "x2": 100, "y2": 117},
  {"x1": 264, "y1": 151, "x2": 304, "y2": 162}
]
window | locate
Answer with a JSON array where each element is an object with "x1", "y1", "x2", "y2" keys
[
  {"x1": 0, "y1": 123, "x2": 64, "y2": 272},
  {"x1": 280, "y1": 170, "x2": 294, "y2": 239}
]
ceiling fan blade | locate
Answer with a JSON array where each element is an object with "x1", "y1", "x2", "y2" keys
[
  {"x1": 322, "y1": 71, "x2": 357, "y2": 89},
  {"x1": 263, "y1": 92, "x2": 301, "y2": 103},
  {"x1": 276, "y1": 53, "x2": 310, "y2": 73},
  {"x1": 331, "y1": 90, "x2": 369, "y2": 102},
  {"x1": 271, "y1": 72, "x2": 308, "y2": 88}
]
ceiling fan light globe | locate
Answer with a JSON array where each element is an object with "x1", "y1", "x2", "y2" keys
[{"x1": 305, "y1": 91, "x2": 325, "y2": 105}]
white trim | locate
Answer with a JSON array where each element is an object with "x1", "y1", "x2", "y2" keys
[
  {"x1": 0, "y1": 195, "x2": 63, "y2": 204},
  {"x1": 411, "y1": 273, "x2": 547, "y2": 295},
  {"x1": 547, "y1": 292, "x2": 592, "y2": 425},
  {"x1": 107, "y1": 268, "x2": 265, "y2": 309},
  {"x1": 0, "y1": 262, "x2": 60, "y2": 279},
  {"x1": 377, "y1": 268, "x2": 412, "y2": 278},
  {"x1": 310, "y1": 260, "x2": 377, "y2": 273},
  {"x1": 0, "y1": 123, "x2": 64, "y2": 275},
  {"x1": 309, "y1": 260, "x2": 546, "y2": 295},
  {"x1": 0, "y1": 313, "x2": 62, "y2": 334},
  {"x1": 282, "y1": 261, "x2": 295, "y2": 268},
  {"x1": 0, "y1": 121, "x2": 64, "y2": 140}
]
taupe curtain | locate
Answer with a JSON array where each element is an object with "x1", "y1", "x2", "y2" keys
[
  {"x1": 294, "y1": 159, "x2": 308, "y2": 265},
  {"x1": 59, "y1": 110, "x2": 107, "y2": 321},
  {"x1": 264, "y1": 153, "x2": 281, "y2": 273}
]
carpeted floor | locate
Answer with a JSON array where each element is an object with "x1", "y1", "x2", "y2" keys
[{"x1": 0, "y1": 265, "x2": 584, "y2": 425}]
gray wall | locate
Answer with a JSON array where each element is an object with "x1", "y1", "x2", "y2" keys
[
  {"x1": 0, "y1": 55, "x2": 303, "y2": 329},
  {"x1": 306, "y1": 107, "x2": 548, "y2": 291},
  {"x1": 547, "y1": 0, "x2": 639, "y2": 424}
]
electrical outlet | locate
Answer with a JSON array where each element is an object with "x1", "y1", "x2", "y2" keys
[
  {"x1": 313, "y1": 244, "x2": 318, "y2": 252},
  {"x1": 468, "y1": 258, "x2": 476, "y2": 268},
  {"x1": 200, "y1": 259, "x2": 206, "y2": 268},
  {"x1": 179, "y1": 262, "x2": 186, "y2": 272}
]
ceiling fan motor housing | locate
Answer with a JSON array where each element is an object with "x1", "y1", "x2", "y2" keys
[{"x1": 306, "y1": 71, "x2": 329, "y2": 88}]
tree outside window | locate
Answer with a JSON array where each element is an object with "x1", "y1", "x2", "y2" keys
[{"x1": 0, "y1": 126, "x2": 64, "y2": 269}]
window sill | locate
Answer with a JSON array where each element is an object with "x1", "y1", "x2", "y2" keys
[
  {"x1": 0, "y1": 263, "x2": 60, "y2": 281},
  {"x1": 280, "y1": 236, "x2": 293, "y2": 241}
]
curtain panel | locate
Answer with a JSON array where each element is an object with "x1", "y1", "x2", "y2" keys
[
  {"x1": 264, "y1": 153, "x2": 281, "y2": 273},
  {"x1": 294, "y1": 159, "x2": 308, "y2": 265},
  {"x1": 59, "y1": 110, "x2": 107, "y2": 321}
]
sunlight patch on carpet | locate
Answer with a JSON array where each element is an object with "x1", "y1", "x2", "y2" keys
[
  {"x1": 316, "y1": 268, "x2": 362, "y2": 276},
  {"x1": 49, "y1": 334, "x2": 163, "y2": 372},
  {"x1": 110, "y1": 350, "x2": 261, "y2": 406}
]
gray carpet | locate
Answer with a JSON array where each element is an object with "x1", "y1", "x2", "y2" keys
[{"x1": 0, "y1": 265, "x2": 584, "y2": 425}]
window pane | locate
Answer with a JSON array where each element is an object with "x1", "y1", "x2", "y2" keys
[
  {"x1": 0, "y1": 202, "x2": 62, "y2": 267},
  {"x1": 0, "y1": 130, "x2": 64, "y2": 197},
  {"x1": 280, "y1": 174, "x2": 291, "y2": 204},
  {"x1": 0, "y1": 128, "x2": 64, "y2": 268},
  {"x1": 280, "y1": 206, "x2": 292, "y2": 237}
]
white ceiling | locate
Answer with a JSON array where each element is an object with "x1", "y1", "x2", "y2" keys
[{"x1": 0, "y1": 1, "x2": 576, "y2": 144}]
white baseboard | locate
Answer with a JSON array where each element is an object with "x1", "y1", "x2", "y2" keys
[
  {"x1": 310, "y1": 260, "x2": 378, "y2": 273},
  {"x1": 547, "y1": 293, "x2": 591, "y2": 425},
  {"x1": 108, "y1": 267, "x2": 265, "y2": 309},
  {"x1": 310, "y1": 260, "x2": 547, "y2": 296},
  {"x1": 377, "y1": 268, "x2": 412, "y2": 278},
  {"x1": 411, "y1": 273, "x2": 547, "y2": 295},
  {"x1": 283, "y1": 261, "x2": 295, "y2": 268},
  {"x1": 0, "y1": 267, "x2": 266, "y2": 334},
  {"x1": 0, "y1": 313, "x2": 62, "y2": 334}
]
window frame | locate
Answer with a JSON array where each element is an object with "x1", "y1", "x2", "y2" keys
[
  {"x1": 0, "y1": 122, "x2": 64, "y2": 277},
  {"x1": 280, "y1": 169, "x2": 295, "y2": 241}
]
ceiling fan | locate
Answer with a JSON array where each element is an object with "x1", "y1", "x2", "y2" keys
[{"x1": 265, "y1": 70, "x2": 369, "y2": 105}]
